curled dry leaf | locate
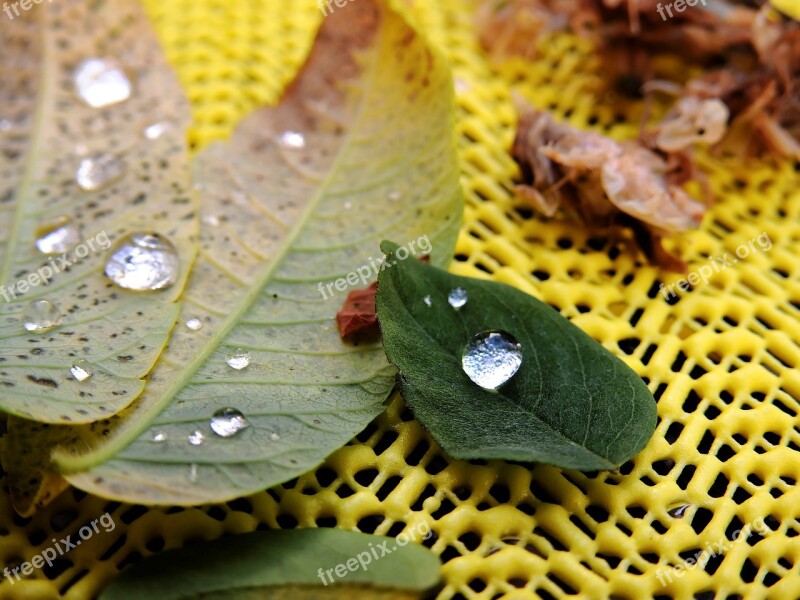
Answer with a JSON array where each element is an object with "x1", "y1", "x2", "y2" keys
[
  {"x1": 512, "y1": 104, "x2": 705, "y2": 271},
  {"x1": 336, "y1": 282, "x2": 379, "y2": 340}
]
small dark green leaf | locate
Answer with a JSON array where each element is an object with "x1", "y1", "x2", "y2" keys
[
  {"x1": 98, "y1": 529, "x2": 441, "y2": 600},
  {"x1": 376, "y1": 241, "x2": 657, "y2": 470}
]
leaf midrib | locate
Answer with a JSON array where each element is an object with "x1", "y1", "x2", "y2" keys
[
  {"x1": 58, "y1": 20, "x2": 387, "y2": 471},
  {"x1": 0, "y1": 10, "x2": 53, "y2": 287}
]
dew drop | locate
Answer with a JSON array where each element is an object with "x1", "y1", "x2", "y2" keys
[
  {"x1": 152, "y1": 431, "x2": 168, "y2": 443},
  {"x1": 35, "y1": 217, "x2": 81, "y2": 254},
  {"x1": 279, "y1": 131, "x2": 305, "y2": 148},
  {"x1": 188, "y1": 463, "x2": 198, "y2": 483},
  {"x1": 226, "y1": 349, "x2": 251, "y2": 370},
  {"x1": 70, "y1": 359, "x2": 93, "y2": 382},
  {"x1": 76, "y1": 153, "x2": 125, "y2": 191},
  {"x1": 667, "y1": 504, "x2": 691, "y2": 518},
  {"x1": 388, "y1": 190, "x2": 402, "y2": 202},
  {"x1": 0, "y1": 119, "x2": 12, "y2": 131},
  {"x1": 209, "y1": 407, "x2": 250, "y2": 438},
  {"x1": 269, "y1": 432, "x2": 281, "y2": 441},
  {"x1": 423, "y1": 295, "x2": 432, "y2": 307},
  {"x1": 462, "y1": 330, "x2": 522, "y2": 390},
  {"x1": 448, "y1": 287, "x2": 468, "y2": 309},
  {"x1": 188, "y1": 430, "x2": 205, "y2": 446},
  {"x1": 185, "y1": 318, "x2": 202, "y2": 331},
  {"x1": 74, "y1": 58, "x2": 132, "y2": 108},
  {"x1": 21, "y1": 300, "x2": 62, "y2": 333},
  {"x1": 143, "y1": 122, "x2": 170, "y2": 140},
  {"x1": 202, "y1": 214, "x2": 220, "y2": 227},
  {"x1": 343, "y1": 201, "x2": 352, "y2": 210},
  {"x1": 104, "y1": 232, "x2": 180, "y2": 291}
]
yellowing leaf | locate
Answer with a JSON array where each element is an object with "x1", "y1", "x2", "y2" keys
[
  {"x1": 0, "y1": 0, "x2": 198, "y2": 424},
  {"x1": 15, "y1": 0, "x2": 462, "y2": 507}
]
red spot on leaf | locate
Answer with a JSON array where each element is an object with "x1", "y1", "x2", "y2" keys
[{"x1": 336, "y1": 281, "x2": 379, "y2": 340}]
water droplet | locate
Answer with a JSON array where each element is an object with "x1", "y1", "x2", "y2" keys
[
  {"x1": 202, "y1": 214, "x2": 220, "y2": 227},
  {"x1": 462, "y1": 330, "x2": 523, "y2": 390},
  {"x1": 152, "y1": 431, "x2": 167, "y2": 443},
  {"x1": 35, "y1": 217, "x2": 81, "y2": 255},
  {"x1": 74, "y1": 58, "x2": 132, "y2": 108},
  {"x1": 279, "y1": 131, "x2": 305, "y2": 148},
  {"x1": 226, "y1": 349, "x2": 251, "y2": 370},
  {"x1": 188, "y1": 463, "x2": 198, "y2": 483},
  {"x1": 21, "y1": 300, "x2": 62, "y2": 333},
  {"x1": 343, "y1": 201, "x2": 352, "y2": 210},
  {"x1": 104, "y1": 232, "x2": 180, "y2": 291},
  {"x1": 209, "y1": 407, "x2": 250, "y2": 438},
  {"x1": 70, "y1": 360, "x2": 92, "y2": 382},
  {"x1": 143, "y1": 122, "x2": 169, "y2": 140},
  {"x1": 0, "y1": 119, "x2": 12, "y2": 131},
  {"x1": 76, "y1": 153, "x2": 125, "y2": 191},
  {"x1": 448, "y1": 287, "x2": 468, "y2": 309},
  {"x1": 423, "y1": 295, "x2": 432, "y2": 307},
  {"x1": 269, "y1": 432, "x2": 281, "y2": 441},
  {"x1": 454, "y1": 77, "x2": 471, "y2": 94},
  {"x1": 388, "y1": 190, "x2": 402, "y2": 202},
  {"x1": 668, "y1": 504, "x2": 691, "y2": 518},
  {"x1": 185, "y1": 318, "x2": 202, "y2": 331},
  {"x1": 188, "y1": 430, "x2": 205, "y2": 446}
]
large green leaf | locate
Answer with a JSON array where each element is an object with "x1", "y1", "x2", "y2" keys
[
  {"x1": 16, "y1": 0, "x2": 462, "y2": 506},
  {"x1": 376, "y1": 242, "x2": 656, "y2": 469},
  {"x1": 98, "y1": 529, "x2": 441, "y2": 600},
  {"x1": 0, "y1": 0, "x2": 197, "y2": 423}
]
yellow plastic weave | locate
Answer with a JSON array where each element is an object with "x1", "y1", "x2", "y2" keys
[{"x1": 2, "y1": 1, "x2": 800, "y2": 598}]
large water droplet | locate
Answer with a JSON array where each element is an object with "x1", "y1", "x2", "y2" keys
[
  {"x1": 35, "y1": 217, "x2": 81, "y2": 255},
  {"x1": 279, "y1": 131, "x2": 305, "y2": 148},
  {"x1": 188, "y1": 430, "x2": 205, "y2": 446},
  {"x1": 226, "y1": 349, "x2": 251, "y2": 370},
  {"x1": 667, "y1": 504, "x2": 691, "y2": 518},
  {"x1": 151, "y1": 431, "x2": 167, "y2": 443},
  {"x1": 70, "y1": 359, "x2": 93, "y2": 382},
  {"x1": 448, "y1": 287, "x2": 468, "y2": 309},
  {"x1": 209, "y1": 407, "x2": 250, "y2": 438},
  {"x1": 74, "y1": 58, "x2": 132, "y2": 108},
  {"x1": 76, "y1": 153, "x2": 125, "y2": 191},
  {"x1": 21, "y1": 300, "x2": 62, "y2": 333},
  {"x1": 104, "y1": 232, "x2": 180, "y2": 291},
  {"x1": 185, "y1": 318, "x2": 202, "y2": 331},
  {"x1": 462, "y1": 330, "x2": 522, "y2": 390}
]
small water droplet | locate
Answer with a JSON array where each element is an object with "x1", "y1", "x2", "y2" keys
[
  {"x1": 188, "y1": 430, "x2": 205, "y2": 446},
  {"x1": 423, "y1": 295, "x2": 432, "y2": 307},
  {"x1": 448, "y1": 287, "x2": 468, "y2": 309},
  {"x1": 188, "y1": 463, "x2": 198, "y2": 483},
  {"x1": 387, "y1": 190, "x2": 402, "y2": 201},
  {"x1": 269, "y1": 432, "x2": 281, "y2": 441},
  {"x1": 667, "y1": 504, "x2": 691, "y2": 518},
  {"x1": 226, "y1": 349, "x2": 251, "y2": 370},
  {"x1": 152, "y1": 431, "x2": 167, "y2": 443},
  {"x1": 104, "y1": 232, "x2": 180, "y2": 291},
  {"x1": 343, "y1": 201, "x2": 352, "y2": 210},
  {"x1": 35, "y1": 217, "x2": 81, "y2": 255},
  {"x1": 209, "y1": 407, "x2": 250, "y2": 438},
  {"x1": 185, "y1": 318, "x2": 202, "y2": 331},
  {"x1": 462, "y1": 330, "x2": 523, "y2": 390},
  {"x1": 21, "y1": 300, "x2": 62, "y2": 333},
  {"x1": 202, "y1": 214, "x2": 220, "y2": 227},
  {"x1": 279, "y1": 131, "x2": 305, "y2": 148},
  {"x1": 70, "y1": 360, "x2": 93, "y2": 382},
  {"x1": 143, "y1": 122, "x2": 170, "y2": 140},
  {"x1": 0, "y1": 119, "x2": 12, "y2": 131},
  {"x1": 76, "y1": 153, "x2": 125, "y2": 191},
  {"x1": 454, "y1": 77, "x2": 471, "y2": 94},
  {"x1": 74, "y1": 58, "x2": 132, "y2": 108}
]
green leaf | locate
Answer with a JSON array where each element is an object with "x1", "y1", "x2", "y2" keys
[
  {"x1": 376, "y1": 241, "x2": 656, "y2": 470},
  {"x1": 0, "y1": 0, "x2": 197, "y2": 423},
  {"x1": 14, "y1": 0, "x2": 462, "y2": 507},
  {"x1": 98, "y1": 529, "x2": 441, "y2": 600}
]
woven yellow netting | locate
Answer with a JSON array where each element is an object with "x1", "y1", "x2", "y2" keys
[{"x1": 2, "y1": 0, "x2": 800, "y2": 598}]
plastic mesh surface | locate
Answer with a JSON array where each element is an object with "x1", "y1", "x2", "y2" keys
[{"x1": 2, "y1": 1, "x2": 800, "y2": 598}]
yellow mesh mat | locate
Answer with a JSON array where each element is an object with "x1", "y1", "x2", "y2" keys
[{"x1": 2, "y1": 1, "x2": 800, "y2": 598}]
